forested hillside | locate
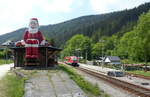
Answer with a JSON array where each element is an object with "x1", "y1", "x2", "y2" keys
[
  {"x1": 0, "y1": 2, "x2": 150, "y2": 47},
  {"x1": 62, "y1": 10, "x2": 150, "y2": 63}
]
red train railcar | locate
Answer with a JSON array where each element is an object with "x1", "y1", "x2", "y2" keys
[{"x1": 64, "y1": 56, "x2": 79, "y2": 67}]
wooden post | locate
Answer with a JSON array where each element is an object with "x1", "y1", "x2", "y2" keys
[
  {"x1": 46, "y1": 47, "x2": 48, "y2": 68},
  {"x1": 16, "y1": 51, "x2": 18, "y2": 67},
  {"x1": 14, "y1": 50, "x2": 16, "y2": 68}
]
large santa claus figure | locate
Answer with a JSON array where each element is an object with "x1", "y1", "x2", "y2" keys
[{"x1": 23, "y1": 18, "x2": 44, "y2": 59}]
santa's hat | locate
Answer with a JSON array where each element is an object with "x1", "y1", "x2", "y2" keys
[{"x1": 30, "y1": 18, "x2": 38, "y2": 23}]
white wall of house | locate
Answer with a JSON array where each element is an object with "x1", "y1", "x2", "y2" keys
[{"x1": 105, "y1": 58, "x2": 111, "y2": 62}]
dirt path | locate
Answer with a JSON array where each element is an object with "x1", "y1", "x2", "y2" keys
[
  {"x1": 0, "y1": 63, "x2": 14, "y2": 79},
  {"x1": 24, "y1": 70, "x2": 86, "y2": 97}
]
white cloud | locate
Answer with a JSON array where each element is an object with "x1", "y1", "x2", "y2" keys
[
  {"x1": 0, "y1": 0, "x2": 74, "y2": 35},
  {"x1": 0, "y1": 0, "x2": 33, "y2": 21},
  {"x1": 0, "y1": 0, "x2": 74, "y2": 21},
  {"x1": 90, "y1": 0, "x2": 150, "y2": 13},
  {"x1": 76, "y1": 0, "x2": 85, "y2": 6},
  {"x1": 0, "y1": 0, "x2": 34, "y2": 35},
  {"x1": 36, "y1": 0, "x2": 74, "y2": 13},
  {"x1": 0, "y1": 0, "x2": 149, "y2": 35}
]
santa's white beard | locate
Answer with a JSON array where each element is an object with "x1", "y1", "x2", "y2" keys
[{"x1": 28, "y1": 27, "x2": 38, "y2": 33}]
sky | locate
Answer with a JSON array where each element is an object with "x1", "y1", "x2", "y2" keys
[{"x1": 0, "y1": 0, "x2": 149, "y2": 35}]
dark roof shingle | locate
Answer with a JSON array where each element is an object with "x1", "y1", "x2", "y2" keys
[{"x1": 106, "y1": 56, "x2": 120, "y2": 61}]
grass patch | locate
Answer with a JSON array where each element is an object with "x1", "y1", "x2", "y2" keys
[
  {"x1": 59, "y1": 64, "x2": 102, "y2": 97},
  {"x1": 127, "y1": 70, "x2": 150, "y2": 77},
  {"x1": 0, "y1": 72, "x2": 24, "y2": 97},
  {"x1": 0, "y1": 59, "x2": 13, "y2": 65}
]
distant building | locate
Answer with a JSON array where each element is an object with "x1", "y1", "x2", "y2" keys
[
  {"x1": 104, "y1": 56, "x2": 121, "y2": 65},
  {"x1": 0, "y1": 45, "x2": 5, "y2": 51},
  {"x1": 1, "y1": 40, "x2": 15, "y2": 47},
  {"x1": 95, "y1": 57, "x2": 105, "y2": 63},
  {"x1": 0, "y1": 40, "x2": 15, "y2": 51}
]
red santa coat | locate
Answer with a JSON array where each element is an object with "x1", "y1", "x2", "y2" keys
[
  {"x1": 23, "y1": 30, "x2": 44, "y2": 59},
  {"x1": 23, "y1": 30, "x2": 43, "y2": 43}
]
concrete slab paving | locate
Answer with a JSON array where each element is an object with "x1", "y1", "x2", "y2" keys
[
  {"x1": 24, "y1": 70, "x2": 86, "y2": 97},
  {"x1": 50, "y1": 73, "x2": 71, "y2": 97},
  {"x1": 57, "y1": 71, "x2": 85, "y2": 96},
  {"x1": 24, "y1": 71, "x2": 56, "y2": 97}
]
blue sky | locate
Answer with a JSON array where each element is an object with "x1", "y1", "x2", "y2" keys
[{"x1": 0, "y1": 0, "x2": 149, "y2": 35}]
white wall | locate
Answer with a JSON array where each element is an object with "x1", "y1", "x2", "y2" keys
[{"x1": 105, "y1": 58, "x2": 111, "y2": 62}]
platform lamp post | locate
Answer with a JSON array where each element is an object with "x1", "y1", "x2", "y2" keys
[
  {"x1": 75, "y1": 48, "x2": 81, "y2": 62},
  {"x1": 99, "y1": 40, "x2": 105, "y2": 68},
  {"x1": 84, "y1": 46, "x2": 88, "y2": 64},
  {"x1": 121, "y1": 55, "x2": 125, "y2": 73},
  {"x1": 5, "y1": 46, "x2": 8, "y2": 64},
  {"x1": 122, "y1": 51, "x2": 128, "y2": 72}
]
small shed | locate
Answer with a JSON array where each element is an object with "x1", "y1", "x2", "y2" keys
[
  {"x1": 11, "y1": 46, "x2": 62, "y2": 67},
  {"x1": 104, "y1": 56, "x2": 121, "y2": 65}
]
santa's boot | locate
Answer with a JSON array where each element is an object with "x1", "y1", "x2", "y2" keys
[
  {"x1": 31, "y1": 40, "x2": 39, "y2": 59},
  {"x1": 25, "y1": 40, "x2": 32, "y2": 59}
]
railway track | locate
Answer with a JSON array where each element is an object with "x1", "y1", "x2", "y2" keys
[{"x1": 76, "y1": 67, "x2": 150, "y2": 97}]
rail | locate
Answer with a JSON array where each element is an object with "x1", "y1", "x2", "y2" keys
[{"x1": 76, "y1": 67, "x2": 150, "y2": 97}]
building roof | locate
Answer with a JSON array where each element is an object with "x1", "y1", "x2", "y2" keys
[
  {"x1": 2, "y1": 40, "x2": 15, "y2": 46},
  {"x1": 105, "y1": 56, "x2": 120, "y2": 62}
]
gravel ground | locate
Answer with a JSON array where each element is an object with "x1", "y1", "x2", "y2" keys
[
  {"x1": 75, "y1": 68, "x2": 137, "y2": 97},
  {"x1": 115, "y1": 76, "x2": 150, "y2": 89},
  {"x1": 0, "y1": 63, "x2": 14, "y2": 79},
  {"x1": 79, "y1": 63, "x2": 150, "y2": 89},
  {"x1": 79, "y1": 63, "x2": 114, "y2": 74},
  {"x1": 24, "y1": 70, "x2": 86, "y2": 97}
]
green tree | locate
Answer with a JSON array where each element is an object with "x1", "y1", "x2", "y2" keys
[
  {"x1": 92, "y1": 43, "x2": 102, "y2": 59},
  {"x1": 61, "y1": 34, "x2": 92, "y2": 60},
  {"x1": 134, "y1": 11, "x2": 150, "y2": 62},
  {"x1": 115, "y1": 10, "x2": 150, "y2": 62}
]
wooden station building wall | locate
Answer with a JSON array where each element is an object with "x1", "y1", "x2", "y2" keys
[{"x1": 12, "y1": 46, "x2": 61, "y2": 67}]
